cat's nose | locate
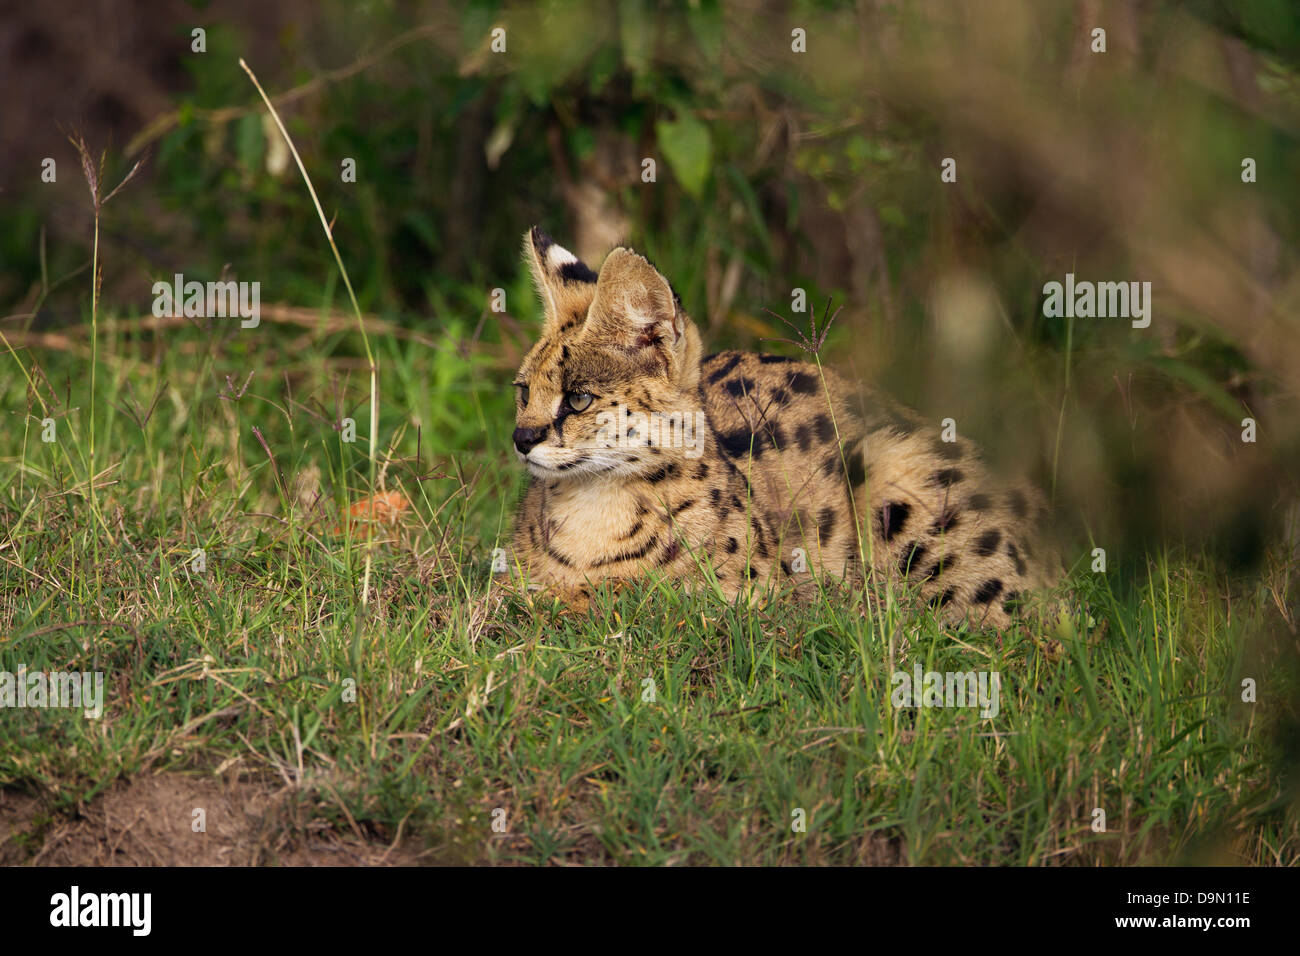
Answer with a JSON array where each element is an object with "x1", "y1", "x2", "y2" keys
[{"x1": 513, "y1": 425, "x2": 549, "y2": 454}]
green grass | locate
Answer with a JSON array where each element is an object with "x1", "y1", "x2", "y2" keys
[{"x1": 1, "y1": 305, "x2": 1296, "y2": 865}]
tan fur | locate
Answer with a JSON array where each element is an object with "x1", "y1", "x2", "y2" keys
[{"x1": 507, "y1": 228, "x2": 1059, "y2": 628}]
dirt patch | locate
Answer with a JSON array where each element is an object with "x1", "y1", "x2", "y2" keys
[
  {"x1": 1, "y1": 775, "x2": 432, "y2": 866},
  {"x1": 0, "y1": 789, "x2": 44, "y2": 857}
]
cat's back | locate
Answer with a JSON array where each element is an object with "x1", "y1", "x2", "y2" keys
[{"x1": 697, "y1": 350, "x2": 869, "y2": 571}]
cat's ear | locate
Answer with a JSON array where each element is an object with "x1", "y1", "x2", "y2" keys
[
  {"x1": 524, "y1": 226, "x2": 598, "y2": 326},
  {"x1": 584, "y1": 248, "x2": 689, "y2": 373}
]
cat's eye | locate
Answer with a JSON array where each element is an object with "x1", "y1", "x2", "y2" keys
[
  {"x1": 566, "y1": 391, "x2": 594, "y2": 412},
  {"x1": 516, "y1": 384, "x2": 529, "y2": 405}
]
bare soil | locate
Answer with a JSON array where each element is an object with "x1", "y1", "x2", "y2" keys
[{"x1": 0, "y1": 775, "x2": 431, "y2": 866}]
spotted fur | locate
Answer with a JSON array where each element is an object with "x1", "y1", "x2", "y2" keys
[{"x1": 507, "y1": 228, "x2": 1059, "y2": 628}]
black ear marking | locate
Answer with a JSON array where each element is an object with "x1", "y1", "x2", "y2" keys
[
  {"x1": 527, "y1": 226, "x2": 596, "y2": 286},
  {"x1": 530, "y1": 225, "x2": 555, "y2": 256},
  {"x1": 559, "y1": 260, "x2": 598, "y2": 284}
]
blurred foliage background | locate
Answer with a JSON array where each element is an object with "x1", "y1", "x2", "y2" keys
[{"x1": 3, "y1": 0, "x2": 1300, "y2": 579}]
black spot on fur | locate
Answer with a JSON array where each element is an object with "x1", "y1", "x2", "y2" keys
[
  {"x1": 659, "y1": 538, "x2": 681, "y2": 565},
  {"x1": 813, "y1": 414, "x2": 836, "y2": 445},
  {"x1": 786, "y1": 370, "x2": 818, "y2": 394},
  {"x1": 718, "y1": 429, "x2": 755, "y2": 458},
  {"x1": 845, "y1": 447, "x2": 867, "y2": 487},
  {"x1": 880, "y1": 501, "x2": 911, "y2": 541},
  {"x1": 710, "y1": 487, "x2": 723, "y2": 508},
  {"x1": 558, "y1": 261, "x2": 598, "y2": 284},
  {"x1": 780, "y1": 560, "x2": 792, "y2": 576},
  {"x1": 794, "y1": 423, "x2": 813, "y2": 453},
  {"x1": 706, "y1": 353, "x2": 742, "y2": 383},
  {"x1": 1001, "y1": 591, "x2": 1022, "y2": 616},
  {"x1": 931, "y1": 508, "x2": 961, "y2": 534},
  {"x1": 724, "y1": 376, "x2": 754, "y2": 399},
  {"x1": 1007, "y1": 490, "x2": 1028, "y2": 519},
  {"x1": 669, "y1": 498, "x2": 695, "y2": 518},
  {"x1": 594, "y1": 536, "x2": 659, "y2": 567},
  {"x1": 1006, "y1": 541, "x2": 1027, "y2": 576},
  {"x1": 931, "y1": 468, "x2": 964, "y2": 487},
  {"x1": 643, "y1": 462, "x2": 679, "y2": 484},
  {"x1": 725, "y1": 537, "x2": 740, "y2": 554},
  {"x1": 884, "y1": 409, "x2": 917, "y2": 435},
  {"x1": 922, "y1": 553, "x2": 957, "y2": 580},
  {"x1": 973, "y1": 579, "x2": 1003, "y2": 604},
  {"x1": 900, "y1": 541, "x2": 928, "y2": 576},
  {"x1": 974, "y1": 530, "x2": 1002, "y2": 556},
  {"x1": 759, "y1": 354, "x2": 795, "y2": 364},
  {"x1": 745, "y1": 564, "x2": 758, "y2": 580},
  {"x1": 728, "y1": 429, "x2": 764, "y2": 460},
  {"x1": 968, "y1": 493, "x2": 992, "y2": 511},
  {"x1": 931, "y1": 587, "x2": 957, "y2": 607},
  {"x1": 694, "y1": 461, "x2": 710, "y2": 480},
  {"x1": 545, "y1": 545, "x2": 575, "y2": 568},
  {"x1": 768, "y1": 387, "x2": 790, "y2": 406},
  {"x1": 817, "y1": 506, "x2": 836, "y2": 542},
  {"x1": 934, "y1": 439, "x2": 963, "y2": 460}
]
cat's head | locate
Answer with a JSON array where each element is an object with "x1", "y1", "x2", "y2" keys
[{"x1": 512, "y1": 227, "x2": 705, "y2": 480}]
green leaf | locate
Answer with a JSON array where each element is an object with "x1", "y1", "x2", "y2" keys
[{"x1": 656, "y1": 113, "x2": 713, "y2": 197}]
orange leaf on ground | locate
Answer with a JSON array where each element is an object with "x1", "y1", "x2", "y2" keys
[{"x1": 332, "y1": 491, "x2": 410, "y2": 534}]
